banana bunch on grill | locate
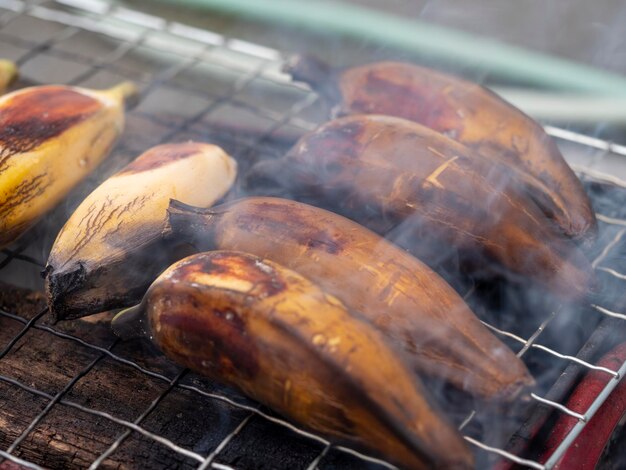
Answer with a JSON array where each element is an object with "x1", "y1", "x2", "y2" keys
[
  {"x1": 45, "y1": 142, "x2": 237, "y2": 321},
  {"x1": 38, "y1": 56, "x2": 591, "y2": 470},
  {"x1": 112, "y1": 250, "x2": 475, "y2": 470},
  {"x1": 0, "y1": 80, "x2": 136, "y2": 248},
  {"x1": 0, "y1": 60, "x2": 17, "y2": 93},
  {"x1": 46, "y1": 146, "x2": 485, "y2": 467}
]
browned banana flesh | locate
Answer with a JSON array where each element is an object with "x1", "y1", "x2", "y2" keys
[
  {"x1": 286, "y1": 56, "x2": 597, "y2": 242},
  {"x1": 112, "y1": 251, "x2": 474, "y2": 470},
  {"x1": 166, "y1": 197, "x2": 535, "y2": 401},
  {"x1": 248, "y1": 114, "x2": 594, "y2": 301}
]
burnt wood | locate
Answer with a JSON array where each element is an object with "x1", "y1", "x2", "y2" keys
[{"x1": 0, "y1": 282, "x2": 361, "y2": 470}]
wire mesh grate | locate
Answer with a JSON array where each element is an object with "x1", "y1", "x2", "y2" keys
[{"x1": 0, "y1": 0, "x2": 625, "y2": 469}]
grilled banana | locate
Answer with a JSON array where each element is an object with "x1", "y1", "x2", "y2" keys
[
  {"x1": 45, "y1": 142, "x2": 237, "y2": 321},
  {"x1": 0, "y1": 60, "x2": 17, "y2": 93},
  {"x1": 166, "y1": 197, "x2": 534, "y2": 401},
  {"x1": 112, "y1": 251, "x2": 473, "y2": 470},
  {"x1": 286, "y1": 56, "x2": 597, "y2": 242},
  {"x1": 248, "y1": 114, "x2": 593, "y2": 300},
  {"x1": 0, "y1": 81, "x2": 136, "y2": 248}
]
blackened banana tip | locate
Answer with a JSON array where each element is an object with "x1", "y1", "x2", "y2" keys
[
  {"x1": 168, "y1": 198, "x2": 208, "y2": 215},
  {"x1": 283, "y1": 54, "x2": 342, "y2": 102},
  {"x1": 44, "y1": 263, "x2": 87, "y2": 321},
  {"x1": 283, "y1": 54, "x2": 328, "y2": 83}
]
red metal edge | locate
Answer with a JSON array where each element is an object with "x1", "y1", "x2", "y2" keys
[
  {"x1": 493, "y1": 317, "x2": 624, "y2": 470},
  {"x1": 0, "y1": 461, "x2": 32, "y2": 470},
  {"x1": 537, "y1": 342, "x2": 626, "y2": 469}
]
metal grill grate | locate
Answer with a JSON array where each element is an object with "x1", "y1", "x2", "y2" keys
[{"x1": 1, "y1": 1, "x2": 626, "y2": 468}]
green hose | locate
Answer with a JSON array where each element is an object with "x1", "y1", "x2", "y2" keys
[{"x1": 155, "y1": 0, "x2": 626, "y2": 96}]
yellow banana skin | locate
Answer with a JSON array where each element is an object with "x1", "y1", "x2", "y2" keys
[
  {"x1": 0, "y1": 81, "x2": 136, "y2": 248},
  {"x1": 112, "y1": 251, "x2": 473, "y2": 470},
  {"x1": 45, "y1": 142, "x2": 237, "y2": 321},
  {"x1": 0, "y1": 60, "x2": 17, "y2": 93}
]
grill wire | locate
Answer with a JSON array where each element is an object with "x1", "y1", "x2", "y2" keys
[{"x1": 0, "y1": 0, "x2": 626, "y2": 468}]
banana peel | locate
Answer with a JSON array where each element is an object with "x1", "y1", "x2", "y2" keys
[
  {"x1": 112, "y1": 250, "x2": 474, "y2": 470},
  {"x1": 165, "y1": 196, "x2": 535, "y2": 401},
  {"x1": 0, "y1": 81, "x2": 137, "y2": 248},
  {"x1": 45, "y1": 142, "x2": 237, "y2": 321},
  {"x1": 285, "y1": 55, "x2": 597, "y2": 243},
  {"x1": 247, "y1": 114, "x2": 594, "y2": 301},
  {"x1": 0, "y1": 60, "x2": 17, "y2": 93}
]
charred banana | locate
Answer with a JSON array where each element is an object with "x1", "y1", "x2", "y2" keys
[
  {"x1": 248, "y1": 114, "x2": 593, "y2": 301},
  {"x1": 112, "y1": 250, "x2": 474, "y2": 470},
  {"x1": 0, "y1": 81, "x2": 136, "y2": 248},
  {"x1": 45, "y1": 142, "x2": 237, "y2": 321},
  {"x1": 286, "y1": 56, "x2": 597, "y2": 242},
  {"x1": 166, "y1": 196, "x2": 534, "y2": 401}
]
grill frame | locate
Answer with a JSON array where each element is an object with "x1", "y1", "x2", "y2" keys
[{"x1": 0, "y1": 1, "x2": 626, "y2": 468}]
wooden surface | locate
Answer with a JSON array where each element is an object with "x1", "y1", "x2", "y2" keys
[{"x1": 0, "y1": 282, "x2": 362, "y2": 470}]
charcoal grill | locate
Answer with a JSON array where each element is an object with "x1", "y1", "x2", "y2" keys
[{"x1": 1, "y1": 1, "x2": 626, "y2": 468}]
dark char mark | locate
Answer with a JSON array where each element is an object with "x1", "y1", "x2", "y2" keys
[
  {"x1": 351, "y1": 70, "x2": 462, "y2": 131},
  {"x1": 0, "y1": 174, "x2": 51, "y2": 220},
  {"x1": 160, "y1": 299, "x2": 260, "y2": 379},
  {"x1": 0, "y1": 87, "x2": 101, "y2": 170},
  {"x1": 232, "y1": 200, "x2": 346, "y2": 255},
  {"x1": 118, "y1": 143, "x2": 205, "y2": 175},
  {"x1": 178, "y1": 251, "x2": 287, "y2": 298}
]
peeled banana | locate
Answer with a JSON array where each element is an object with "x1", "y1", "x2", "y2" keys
[
  {"x1": 248, "y1": 114, "x2": 594, "y2": 301},
  {"x1": 166, "y1": 197, "x2": 534, "y2": 400},
  {"x1": 112, "y1": 251, "x2": 473, "y2": 470},
  {"x1": 286, "y1": 56, "x2": 597, "y2": 242},
  {"x1": 45, "y1": 142, "x2": 237, "y2": 321},
  {"x1": 0, "y1": 60, "x2": 17, "y2": 93},
  {"x1": 0, "y1": 81, "x2": 136, "y2": 249}
]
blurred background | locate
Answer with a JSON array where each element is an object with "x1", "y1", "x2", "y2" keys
[
  {"x1": 121, "y1": 0, "x2": 626, "y2": 133},
  {"x1": 106, "y1": 0, "x2": 626, "y2": 182},
  {"x1": 125, "y1": 0, "x2": 626, "y2": 75}
]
